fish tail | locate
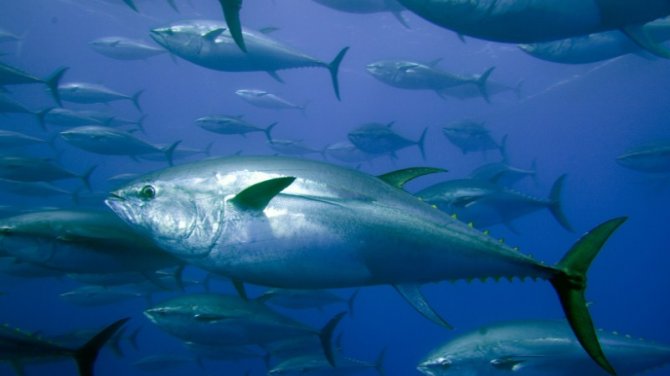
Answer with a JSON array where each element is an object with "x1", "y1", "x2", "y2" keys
[
  {"x1": 73, "y1": 317, "x2": 130, "y2": 376},
  {"x1": 163, "y1": 140, "x2": 181, "y2": 166},
  {"x1": 44, "y1": 66, "x2": 68, "y2": 107},
  {"x1": 219, "y1": 0, "x2": 245, "y2": 52},
  {"x1": 417, "y1": 127, "x2": 428, "y2": 160},
  {"x1": 549, "y1": 217, "x2": 626, "y2": 376},
  {"x1": 135, "y1": 114, "x2": 148, "y2": 134},
  {"x1": 122, "y1": 0, "x2": 139, "y2": 12},
  {"x1": 131, "y1": 90, "x2": 144, "y2": 113},
  {"x1": 477, "y1": 66, "x2": 495, "y2": 103},
  {"x1": 35, "y1": 108, "x2": 52, "y2": 131},
  {"x1": 548, "y1": 174, "x2": 573, "y2": 232},
  {"x1": 80, "y1": 165, "x2": 97, "y2": 192},
  {"x1": 264, "y1": 122, "x2": 279, "y2": 142},
  {"x1": 319, "y1": 311, "x2": 347, "y2": 367},
  {"x1": 127, "y1": 327, "x2": 141, "y2": 352},
  {"x1": 374, "y1": 347, "x2": 387, "y2": 376},
  {"x1": 327, "y1": 47, "x2": 350, "y2": 101}
]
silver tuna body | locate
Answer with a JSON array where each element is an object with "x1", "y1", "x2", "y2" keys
[
  {"x1": 417, "y1": 320, "x2": 670, "y2": 376},
  {"x1": 106, "y1": 156, "x2": 555, "y2": 288}
]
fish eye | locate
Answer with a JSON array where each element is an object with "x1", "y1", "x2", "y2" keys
[{"x1": 139, "y1": 185, "x2": 156, "y2": 200}]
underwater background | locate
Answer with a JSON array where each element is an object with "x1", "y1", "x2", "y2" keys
[{"x1": 1, "y1": 0, "x2": 670, "y2": 375}]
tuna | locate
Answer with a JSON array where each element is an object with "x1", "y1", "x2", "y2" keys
[
  {"x1": 0, "y1": 130, "x2": 48, "y2": 149},
  {"x1": 0, "y1": 210, "x2": 180, "y2": 275},
  {"x1": 0, "y1": 155, "x2": 95, "y2": 190},
  {"x1": 89, "y1": 37, "x2": 166, "y2": 60},
  {"x1": 0, "y1": 317, "x2": 129, "y2": 376},
  {"x1": 106, "y1": 156, "x2": 626, "y2": 374},
  {"x1": 149, "y1": 20, "x2": 349, "y2": 100},
  {"x1": 235, "y1": 89, "x2": 307, "y2": 113},
  {"x1": 519, "y1": 19, "x2": 670, "y2": 64},
  {"x1": 196, "y1": 114, "x2": 278, "y2": 140},
  {"x1": 143, "y1": 293, "x2": 345, "y2": 365},
  {"x1": 415, "y1": 175, "x2": 573, "y2": 232},
  {"x1": 442, "y1": 120, "x2": 504, "y2": 156},
  {"x1": 366, "y1": 60, "x2": 494, "y2": 101},
  {"x1": 0, "y1": 62, "x2": 67, "y2": 105},
  {"x1": 59, "y1": 126, "x2": 180, "y2": 166},
  {"x1": 58, "y1": 82, "x2": 144, "y2": 112},
  {"x1": 418, "y1": 320, "x2": 670, "y2": 376},
  {"x1": 396, "y1": 0, "x2": 670, "y2": 52},
  {"x1": 257, "y1": 288, "x2": 358, "y2": 313},
  {"x1": 348, "y1": 122, "x2": 428, "y2": 159},
  {"x1": 616, "y1": 141, "x2": 670, "y2": 173}
]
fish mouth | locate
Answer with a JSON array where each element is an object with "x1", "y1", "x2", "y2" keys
[{"x1": 416, "y1": 365, "x2": 437, "y2": 376}]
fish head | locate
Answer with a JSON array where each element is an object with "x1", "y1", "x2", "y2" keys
[
  {"x1": 151, "y1": 20, "x2": 231, "y2": 56},
  {"x1": 418, "y1": 351, "x2": 495, "y2": 376},
  {"x1": 105, "y1": 170, "x2": 225, "y2": 260},
  {"x1": 365, "y1": 60, "x2": 401, "y2": 81}
]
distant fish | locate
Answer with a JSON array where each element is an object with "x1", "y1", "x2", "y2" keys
[
  {"x1": 0, "y1": 210, "x2": 181, "y2": 275},
  {"x1": 37, "y1": 108, "x2": 109, "y2": 129},
  {"x1": 418, "y1": 320, "x2": 670, "y2": 376},
  {"x1": 324, "y1": 141, "x2": 381, "y2": 164},
  {"x1": 416, "y1": 175, "x2": 573, "y2": 232},
  {"x1": 0, "y1": 179, "x2": 76, "y2": 200},
  {"x1": 89, "y1": 36, "x2": 166, "y2": 60},
  {"x1": 58, "y1": 82, "x2": 144, "y2": 112},
  {"x1": 0, "y1": 62, "x2": 67, "y2": 105},
  {"x1": 139, "y1": 142, "x2": 213, "y2": 162},
  {"x1": 257, "y1": 288, "x2": 358, "y2": 313},
  {"x1": 0, "y1": 28, "x2": 21, "y2": 44},
  {"x1": 0, "y1": 317, "x2": 129, "y2": 376},
  {"x1": 311, "y1": 0, "x2": 409, "y2": 27},
  {"x1": 366, "y1": 60, "x2": 494, "y2": 101},
  {"x1": 60, "y1": 285, "x2": 145, "y2": 307},
  {"x1": 439, "y1": 79, "x2": 523, "y2": 102},
  {"x1": 0, "y1": 130, "x2": 48, "y2": 148},
  {"x1": 150, "y1": 20, "x2": 349, "y2": 100},
  {"x1": 269, "y1": 349, "x2": 386, "y2": 376},
  {"x1": 235, "y1": 89, "x2": 307, "y2": 113},
  {"x1": 0, "y1": 93, "x2": 34, "y2": 115},
  {"x1": 268, "y1": 139, "x2": 324, "y2": 156},
  {"x1": 0, "y1": 155, "x2": 95, "y2": 190},
  {"x1": 145, "y1": 294, "x2": 345, "y2": 366},
  {"x1": 617, "y1": 141, "x2": 670, "y2": 173},
  {"x1": 348, "y1": 122, "x2": 428, "y2": 159},
  {"x1": 441, "y1": 120, "x2": 504, "y2": 156},
  {"x1": 519, "y1": 19, "x2": 670, "y2": 64},
  {"x1": 469, "y1": 159, "x2": 537, "y2": 186},
  {"x1": 0, "y1": 256, "x2": 64, "y2": 279},
  {"x1": 196, "y1": 114, "x2": 278, "y2": 140},
  {"x1": 59, "y1": 126, "x2": 180, "y2": 166}
]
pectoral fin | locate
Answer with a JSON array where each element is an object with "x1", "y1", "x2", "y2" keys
[
  {"x1": 490, "y1": 355, "x2": 542, "y2": 371},
  {"x1": 393, "y1": 284, "x2": 453, "y2": 329},
  {"x1": 231, "y1": 176, "x2": 296, "y2": 212},
  {"x1": 203, "y1": 28, "x2": 226, "y2": 42}
]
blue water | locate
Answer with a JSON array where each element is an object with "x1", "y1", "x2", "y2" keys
[{"x1": 1, "y1": 1, "x2": 670, "y2": 375}]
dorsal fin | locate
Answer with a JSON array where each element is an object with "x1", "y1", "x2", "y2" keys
[
  {"x1": 377, "y1": 167, "x2": 446, "y2": 189},
  {"x1": 203, "y1": 28, "x2": 225, "y2": 42},
  {"x1": 231, "y1": 176, "x2": 296, "y2": 211}
]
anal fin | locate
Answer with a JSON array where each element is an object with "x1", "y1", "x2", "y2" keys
[{"x1": 393, "y1": 284, "x2": 453, "y2": 329}]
